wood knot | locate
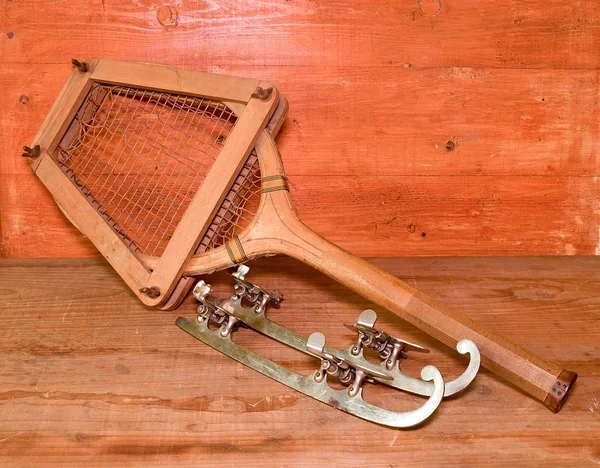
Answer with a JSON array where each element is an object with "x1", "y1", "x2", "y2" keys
[
  {"x1": 418, "y1": 0, "x2": 442, "y2": 16},
  {"x1": 157, "y1": 5, "x2": 179, "y2": 28}
]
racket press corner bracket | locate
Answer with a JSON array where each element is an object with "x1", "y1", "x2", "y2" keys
[{"x1": 176, "y1": 265, "x2": 481, "y2": 428}]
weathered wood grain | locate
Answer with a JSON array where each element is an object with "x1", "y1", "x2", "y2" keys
[
  {"x1": 1, "y1": 0, "x2": 600, "y2": 260},
  {"x1": 0, "y1": 257, "x2": 598, "y2": 466},
  {"x1": 4, "y1": 65, "x2": 600, "y2": 178},
  {"x1": 1, "y1": 0, "x2": 599, "y2": 69},
  {"x1": 2, "y1": 173, "x2": 598, "y2": 258}
]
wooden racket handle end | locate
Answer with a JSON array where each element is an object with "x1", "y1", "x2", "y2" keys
[{"x1": 544, "y1": 369, "x2": 578, "y2": 413}]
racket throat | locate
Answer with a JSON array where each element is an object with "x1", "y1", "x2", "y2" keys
[{"x1": 176, "y1": 265, "x2": 480, "y2": 428}]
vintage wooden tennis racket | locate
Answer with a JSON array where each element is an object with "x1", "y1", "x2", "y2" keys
[{"x1": 26, "y1": 58, "x2": 576, "y2": 413}]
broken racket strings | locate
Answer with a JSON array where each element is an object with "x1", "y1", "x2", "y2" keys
[{"x1": 176, "y1": 265, "x2": 480, "y2": 428}]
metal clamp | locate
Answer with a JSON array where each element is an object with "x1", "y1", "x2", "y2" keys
[{"x1": 345, "y1": 309, "x2": 480, "y2": 397}]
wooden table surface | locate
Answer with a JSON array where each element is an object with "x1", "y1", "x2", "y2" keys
[{"x1": 0, "y1": 256, "x2": 598, "y2": 466}]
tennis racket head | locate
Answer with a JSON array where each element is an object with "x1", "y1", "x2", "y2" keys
[
  {"x1": 27, "y1": 58, "x2": 284, "y2": 307},
  {"x1": 160, "y1": 99, "x2": 289, "y2": 310}
]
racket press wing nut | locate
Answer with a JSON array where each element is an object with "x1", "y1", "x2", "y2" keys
[
  {"x1": 176, "y1": 265, "x2": 480, "y2": 428},
  {"x1": 26, "y1": 58, "x2": 577, "y2": 413}
]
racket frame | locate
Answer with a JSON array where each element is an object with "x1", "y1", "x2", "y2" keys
[{"x1": 28, "y1": 58, "x2": 279, "y2": 306}]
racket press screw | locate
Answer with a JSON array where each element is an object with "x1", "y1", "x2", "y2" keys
[
  {"x1": 139, "y1": 286, "x2": 161, "y2": 298},
  {"x1": 71, "y1": 59, "x2": 89, "y2": 73},
  {"x1": 251, "y1": 86, "x2": 273, "y2": 101},
  {"x1": 22, "y1": 145, "x2": 40, "y2": 159}
]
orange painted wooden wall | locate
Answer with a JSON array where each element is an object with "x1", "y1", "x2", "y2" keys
[{"x1": 1, "y1": 0, "x2": 599, "y2": 259}]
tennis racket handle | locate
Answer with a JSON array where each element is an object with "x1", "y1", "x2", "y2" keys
[{"x1": 286, "y1": 232, "x2": 577, "y2": 412}]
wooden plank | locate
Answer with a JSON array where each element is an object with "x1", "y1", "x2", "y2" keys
[
  {"x1": 4, "y1": 65, "x2": 599, "y2": 178},
  {"x1": 1, "y1": 0, "x2": 599, "y2": 69},
  {"x1": 0, "y1": 257, "x2": 597, "y2": 465},
  {"x1": 0, "y1": 65, "x2": 74, "y2": 176},
  {"x1": 0, "y1": 175, "x2": 98, "y2": 259},
  {"x1": 269, "y1": 67, "x2": 600, "y2": 179},
  {"x1": 291, "y1": 174, "x2": 600, "y2": 257},
  {"x1": 2, "y1": 173, "x2": 597, "y2": 259}
]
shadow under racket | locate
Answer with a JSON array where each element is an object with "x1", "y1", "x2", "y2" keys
[{"x1": 176, "y1": 265, "x2": 480, "y2": 428}]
